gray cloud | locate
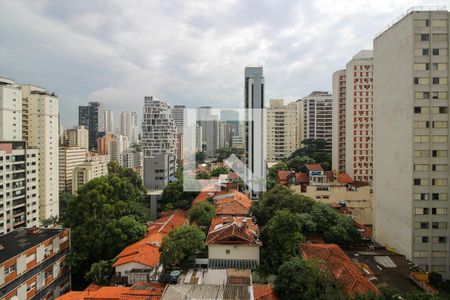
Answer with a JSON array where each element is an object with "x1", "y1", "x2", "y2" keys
[{"x1": 0, "y1": 0, "x2": 448, "y2": 127}]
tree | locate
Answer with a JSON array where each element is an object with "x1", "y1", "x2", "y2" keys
[
  {"x1": 160, "y1": 225, "x2": 205, "y2": 266},
  {"x1": 285, "y1": 156, "x2": 315, "y2": 172},
  {"x1": 85, "y1": 260, "x2": 114, "y2": 285},
  {"x1": 63, "y1": 168, "x2": 150, "y2": 289},
  {"x1": 196, "y1": 171, "x2": 211, "y2": 179},
  {"x1": 162, "y1": 179, "x2": 198, "y2": 210},
  {"x1": 210, "y1": 167, "x2": 229, "y2": 177},
  {"x1": 216, "y1": 147, "x2": 244, "y2": 162},
  {"x1": 275, "y1": 257, "x2": 343, "y2": 300},
  {"x1": 59, "y1": 192, "x2": 75, "y2": 218},
  {"x1": 289, "y1": 139, "x2": 332, "y2": 171},
  {"x1": 196, "y1": 151, "x2": 206, "y2": 164},
  {"x1": 188, "y1": 202, "x2": 216, "y2": 227},
  {"x1": 260, "y1": 210, "x2": 305, "y2": 273},
  {"x1": 266, "y1": 162, "x2": 289, "y2": 189}
]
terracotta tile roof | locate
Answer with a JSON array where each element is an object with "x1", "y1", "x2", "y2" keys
[
  {"x1": 114, "y1": 210, "x2": 187, "y2": 268},
  {"x1": 301, "y1": 244, "x2": 380, "y2": 297},
  {"x1": 253, "y1": 284, "x2": 279, "y2": 300},
  {"x1": 56, "y1": 283, "x2": 165, "y2": 300},
  {"x1": 304, "y1": 164, "x2": 323, "y2": 171},
  {"x1": 324, "y1": 171, "x2": 334, "y2": 181},
  {"x1": 276, "y1": 170, "x2": 291, "y2": 184},
  {"x1": 295, "y1": 172, "x2": 309, "y2": 183},
  {"x1": 337, "y1": 172, "x2": 354, "y2": 184},
  {"x1": 214, "y1": 190, "x2": 252, "y2": 216},
  {"x1": 206, "y1": 217, "x2": 260, "y2": 246}
]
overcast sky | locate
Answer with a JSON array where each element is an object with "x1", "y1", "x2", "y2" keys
[{"x1": 0, "y1": 0, "x2": 448, "y2": 127}]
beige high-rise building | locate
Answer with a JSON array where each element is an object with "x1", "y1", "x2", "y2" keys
[
  {"x1": 266, "y1": 99, "x2": 303, "y2": 162},
  {"x1": 22, "y1": 84, "x2": 59, "y2": 222},
  {"x1": 120, "y1": 111, "x2": 139, "y2": 143},
  {"x1": 66, "y1": 125, "x2": 89, "y2": 149},
  {"x1": 0, "y1": 77, "x2": 22, "y2": 141},
  {"x1": 104, "y1": 110, "x2": 114, "y2": 133},
  {"x1": 72, "y1": 160, "x2": 108, "y2": 194},
  {"x1": 332, "y1": 51, "x2": 374, "y2": 182},
  {"x1": 59, "y1": 147, "x2": 87, "y2": 193},
  {"x1": 373, "y1": 9, "x2": 450, "y2": 277}
]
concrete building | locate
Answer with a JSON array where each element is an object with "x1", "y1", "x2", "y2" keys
[
  {"x1": 120, "y1": 111, "x2": 139, "y2": 143},
  {"x1": 244, "y1": 66, "x2": 266, "y2": 198},
  {"x1": 109, "y1": 135, "x2": 129, "y2": 164},
  {"x1": 103, "y1": 110, "x2": 114, "y2": 134},
  {"x1": 142, "y1": 97, "x2": 177, "y2": 158},
  {"x1": 122, "y1": 148, "x2": 143, "y2": 170},
  {"x1": 171, "y1": 105, "x2": 185, "y2": 134},
  {"x1": 0, "y1": 227, "x2": 70, "y2": 300},
  {"x1": 332, "y1": 70, "x2": 347, "y2": 173},
  {"x1": 266, "y1": 99, "x2": 303, "y2": 162},
  {"x1": 0, "y1": 77, "x2": 22, "y2": 141},
  {"x1": 302, "y1": 91, "x2": 333, "y2": 152},
  {"x1": 72, "y1": 160, "x2": 108, "y2": 194},
  {"x1": 22, "y1": 84, "x2": 59, "y2": 222},
  {"x1": 143, "y1": 153, "x2": 176, "y2": 190},
  {"x1": 0, "y1": 141, "x2": 39, "y2": 235},
  {"x1": 197, "y1": 106, "x2": 219, "y2": 159},
  {"x1": 78, "y1": 106, "x2": 89, "y2": 129},
  {"x1": 59, "y1": 147, "x2": 87, "y2": 193},
  {"x1": 97, "y1": 132, "x2": 114, "y2": 156},
  {"x1": 373, "y1": 9, "x2": 450, "y2": 276},
  {"x1": 79, "y1": 102, "x2": 104, "y2": 150},
  {"x1": 65, "y1": 125, "x2": 89, "y2": 149}
]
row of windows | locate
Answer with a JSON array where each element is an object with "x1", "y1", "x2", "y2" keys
[
  {"x1": 414, "y1": 150, "x2": 447, "y2": 157},
  {"x1": 414, "y1": 135, "x2": 448, "y2": 143},
  {"x1": 414, "y1": 164, "x2": 448, "y2": 172},
  {"x1": 414, "y1": 121, "x2": 448, "y2": 128},
  {"x1": 414, "y1": 106, "x2": 448, "y2": 114},
  {"x1": 414, "y1": 236, "x2": 447, "y2": 244},
  {"x1": 415, "y1": 91, "x2": 448, "y2": 99},
  {"x1": 414, "y1": 63, "x2": 447, "y2": 71},
  {"x1": 414, "y1": 193, "x2": 447, "y2": 201},
  {"x1": 414, "y1": 19, "x2": 448, "y2": 27},
  {"x1": 413, "y1": 251, "x2": 447, "y2": 258},
  {"x1": 414, "y1": 77, "x2": 448, "y2": 85},
  {"x1": 414, "y1": 178, "x2": 447, "y2": 186},
  {"x1": 415, "y1": 207, "x2": 447, "y2": 215},
  {"x1": 414, "y1": 221, "x2": 447, "y2": 229},
  {"x1": 416, "y1": 34, "x2": 448, "y2": 42}
]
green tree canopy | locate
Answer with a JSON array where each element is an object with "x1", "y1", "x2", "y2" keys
[
  {"x1": 196, "y1": 171, "x2": 211, "y2": 179},
  {"x1": 289, "y1": 139, "x2": 332, "y2": 171},
  {"x1": 285, "y1": 155, "x2": 315, "y2": 172},
  {"x1": 196, "y1": 151, "x2": 206, "y2": 163},
  {"x1": 210, "y1": 167, "x2": 229, "y2": 177},
  {"x1": 188, "y1": 201, "x2": 216, "y2": 228},
  {"x1": 85, "y1": 260, "x2": 114, "y2": 286},
  {"x1": 216, "y1": 147, "x2": 244, "y2": 162},
  {"x1": 260, "y1": 209, "x2": 306, "y2": 273},
  {"x1": 275, "y1": 257, "x2": 343, "y2": 300},
  {"x1": 160, "y1": 225, "x2": 206, "y2": 266},
  {"x1": 162, "y1": 178, "x2": 198, "y2": 210}
]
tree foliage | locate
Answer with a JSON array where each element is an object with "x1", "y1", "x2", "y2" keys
[
  {"x1": 289, "y1": 139, "x2": 332, "y2": 171},
  {"x1": 85, "y1": 260, "x2": 114, "y2": 286},
  {"x1": 162, "y1": 179, "x2": 198, "y2": 210},
  {"x1": 159, "y1": 225, "x2": 205, "y2": 266},
  {"x1": 275, "y1": 257, "x2": 343, "y2": 300},
  {"x1": 196, "y1": 151, "x2": 206, "y2": 163},
  {"x1": 63, "y1": 163, "x2": 150, "y2": 289},
  {"x1": 216, "y1": 147, "x2": 244, "y2": 162},
  {"x1": 188, "y1": 201, "x2": 216, "y2": 228},
  {"x1": 210, "y1": 167, "x2": 229, "y2": 177}
]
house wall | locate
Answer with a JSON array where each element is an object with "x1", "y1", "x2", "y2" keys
[{"x1": 208, "y1": 244, "x2": 260, "y2": 262}]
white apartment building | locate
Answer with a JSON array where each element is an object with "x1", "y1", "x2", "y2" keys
[
  {"x1": 66, "y1": 125, "x2": 89, "y2": 149},
  {"x1": 142, "y1": 97, "x2": 177, "y2": 158},
  {"x1": 332, "y1": 51, "x2": 374, "y2": 182},
  {"x1": 104, "y1": 110, "x2": 114, "y2": 134},
  {"x1": 22, "y1": 84, "x2": 59, "y2": 222},
  {"x1": 120, "y1": 111, "x2": 139, "y2": 143},
  {"x1": 122, "y1": 148, "x2": 143, "y2": 170},
  {"x1": 59, "y1": 147, "x2": 87, "y2": 193},
  {"x1": 0, "y1": 78, "x2": 22, "y2": 141},
  {"x1": 197, "y1": 106, "x2": 219, "y2": 159},
  {"x1": 109, "y1": 134, "x2": 129, "y2": 164},
  {"x1": 266, "y1": 99, "x2": 303, "y2": 162},
  {"x1": 373, "y1": 9, "x2": 450, "y2": 277},
  {"x1": 302, "y1": 91, "x2": 333, "y2": 152},
  {"x1": 0, "y1": 141, "x2": 39, "y2": 235},
  {"x1": 72, "y1": 160, "x2": 108, "y2": 194},
  {"x1": 171, "y1": 105, "x2": 185, "y2": 134},
  {"x1": 332, "y1": 70, "x2": 346, "y2": 173}
]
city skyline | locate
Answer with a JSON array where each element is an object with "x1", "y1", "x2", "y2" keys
[{"x1": 2, "y1": 1, "x2": 448, "y2": 127}]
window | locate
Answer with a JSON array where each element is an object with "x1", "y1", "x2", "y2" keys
[
  {"x1": 432, "y1": 63, "x2": 448, "y2": 71},
  {"x1": 432, "y1": 150, "x2": 448, "y2": 157},
  {"x1": 413, "y1": 251, "x2": 429, "y2": 258},
  {"x1": 225, "y1": 249, "x2": 230, "y2": 254},
  {"x1": 432, "y1": 208, "x2": 447, "y2": 215},
  {"x1": 432, "y1": 48, "x2": 440, "y2": 55},
  {"x1": 414, "y1": 193, "x2": 429, "y2": 200},
  {"x1": 4, "y1": 265, "x2": 16, "y2": 276},
  {"x1": 433, "y1": 77, "x2": 440, "y2": 84},
  {"x1": 432, "y1": 236, "x2": 447, "y2": 244},
  {"x1": 415, "y1": 208, "x2": 429, "y2": 215},
  {"x1": 414, "y1": 63, "x2": 429, "y2": 71},
  {"x1": 421, "y1": 34, "x2": 429, "y2": 41},
  {"x1": 26, "y1": 281, "x2": 36, "y2": 292},
  {"x1": 414, "y1": 222, "x2": 429, "y2": 229},
  {"x1": 414, "y1": 77, "x2": 429, "y2": 85},
  {"x1": 431, "y1": 135, "x2": 447, "y2": 143},
  {"x1": 432, "y1": 121, "x2": 447, "y2": 128},
  {"x1": 414, "y1": 135, "x2": 429, "y2": 143},
  {"x1": 432, "y1": 20, "x2": 448, "y2": 27},
  {"x1": 414, "y1": 150, "x2": 429, "y2": 157},
  {"x1": 414, "y1": 236, "x2": 429, "y2": 243},
  {"x1": 422, "y1": 49, "x2": 429, "y2": 55},
  {"x1": 414, "y1": 164, "x2": 429, "y2": 171},
  {"x1": 432, "y1": 222, "x2": 447, "y2": 229},
  {"x1": 431, "y1": 265, "x2": 446, "y2": 272},
  {"x1": 414, "y1": 121, "x2": 429, "y2": 128},
  {"x1": 432, "y1": 251, "x2": 446, "y2": 258},
  {"x1": 414, "y1": 178, "x2": 429, "y2": 186},
  {"x1": 432, "y1": 193, "x2": 447, "y2": 201},
  {"x1": 431, "y1": 106, "x2": 448, "y2": 114}
]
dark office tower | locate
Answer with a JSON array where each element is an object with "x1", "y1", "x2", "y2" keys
[
  {"x1": 244, "y1": 66, "x2": 266, "y2": 198},
  {"x1": 78, "y1": 106, "x2": 89, "y2": 128}
]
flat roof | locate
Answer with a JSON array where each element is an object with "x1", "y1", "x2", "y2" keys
[{"x1": 0, "y1": 228, "x2": 66, "y2": 264}]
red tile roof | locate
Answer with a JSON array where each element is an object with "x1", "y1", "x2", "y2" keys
[
  {"x1": 214, "y1": 190, "x2": 252, "y2": 216},
  {"x1": 324, "y1": 171, "x2": 334, "y2": 181},
  {"x1": 295, "y1": 172, "x2": 309, "y2": 184},
  {"x1": 253, "y1": 284, "x2": 279, "y2": 300},
  {"x1": 337, "y1": 173, "x2": 354, "y2": 184},
  {"x1": 301, "y1": 244, "x2": 380, "y2": 297},
  {"x1": 304, "y1": 164, "x2": 323, "y2": 171},
  {"x1": 206, "y1": 217, "x2": 260, "y2": 246},
  {"x1": 276, "y1": 170, "x2": 292, "y2": 184},
  {"x1": 113, "y1": 210, "x2": 187, "y2": 268},
  {"x1": 57, "y1": 282, "x2": 165, "y2": 300}
]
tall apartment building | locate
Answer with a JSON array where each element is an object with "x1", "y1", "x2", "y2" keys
[
  {"x1": 66, "y1": 126, "x2": 89, "y2": 149},
  {"x1": 332, "y1": 70, "x2": 347, "y2": 173},
  {"x1": 171, "y1": 105, "x2": 185, "y2": 134},
  {"x1": 0, "y1": 227, "x2": 70, "y2": 300},
  {"x1": 332, "y1": 51, "x2": 374, "y2": 182},
  {"x1": 97, "y1": 132, "x2": 114, "y2": 156},
  {"x1": 141, "y1": 97, "x2": 177, "y2": 158},
  {"x1": 122, "y1": 148, "x2": 143, "y2": 170},
  {"x1": 78, "y1": 102, "x2": 104, "y2": 150},
  {"x1": 143, "y1": 153, "x2": 176, "y2": 190},
  {"x1": 266, "y1": 99, "x2": 303, "y2": 162},
  {"x1": 72, "y1": 160, "x2": 108, "y2": 194},
  {"x1": 373, "y1": 9, "x2": 450, "y2": 277},
  {"x1": 0, "y1": 78, "x2": 22, "y2": 141},
  {"x1": 197, "y1": 106, "x2": 219, "y2": 159},
  {"x1": 22, "y1": 85, "x2": 59, "y2": 222},
  {"x1": 0, "y1": 142, "x2": 39, "y2": 235},
  {"x1": 59, "y1": 147, "x2": 87, "y2": 193},
  {"x1": 109, "y1": 135, "x2": 129, "y2": 164},
  {"x1": 120, "y1": 111, "x2": 138, "y2": 143},
  {"x1": 244, "y1": 66, "x2": 266, "y2": 197},
  {"x1": 103, "y1": 110, "x2": 114, "y2": 133},
  {"x1": 302, "y1": 91, "x2": 333, "y2": 152}
]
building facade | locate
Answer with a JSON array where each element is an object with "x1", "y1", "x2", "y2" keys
[
  {"x1": 302, "y1": 91, "x2": 333, "y2": 152},
  {"x1": 120, "y1": 111, "x2": 138, "y2": 143},
  {"x1": 373, "y1": 9, "x2": 450, "y2": 277},
  {"x1": 59, "y1": 147, "x2": 87, "y2": 193},
  {"x1": 0, "y1": 227, "x2": 70, "y2": 300},
  {"x1": 141, "y1": 97, "x2": 177, "y2": 158},
  {"x1": 332, "y1": 70, "x2": 347, "y2": 173},
  {"x1": 72, "y1": 160, "x2": 108, "y2": 194},
  {"x1": 78, "y1": 102, "x2": 104, "y2": 150},
  {"x1": 0, "y1": 142, "x2": 39, "y2": 235},
  {"x1": 0, "y1": 78, "x2": 22, "y2": 141},
  {"x1": 103, "y1": 110, "x2": 114, "y2": 134},
  {"x1": 143, "y1": 153, "x2": 176, "y2": 190},
  {"x1": 65, "y1": 126, "x2": 88, "y2": 149},
  {"x1": 22, "y1": 85, "x2": 59, "y2": 222}
]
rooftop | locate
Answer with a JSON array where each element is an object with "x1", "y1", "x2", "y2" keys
[
  {"x1": 0, "y1": 228, "x2": 66, "y2": 264},
  {"x1": 207, "y1": 217, "x2": 260, "y2": 246},
  {"x1": 161, "y1": 284, "x2": 251, "y2": 300}
]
